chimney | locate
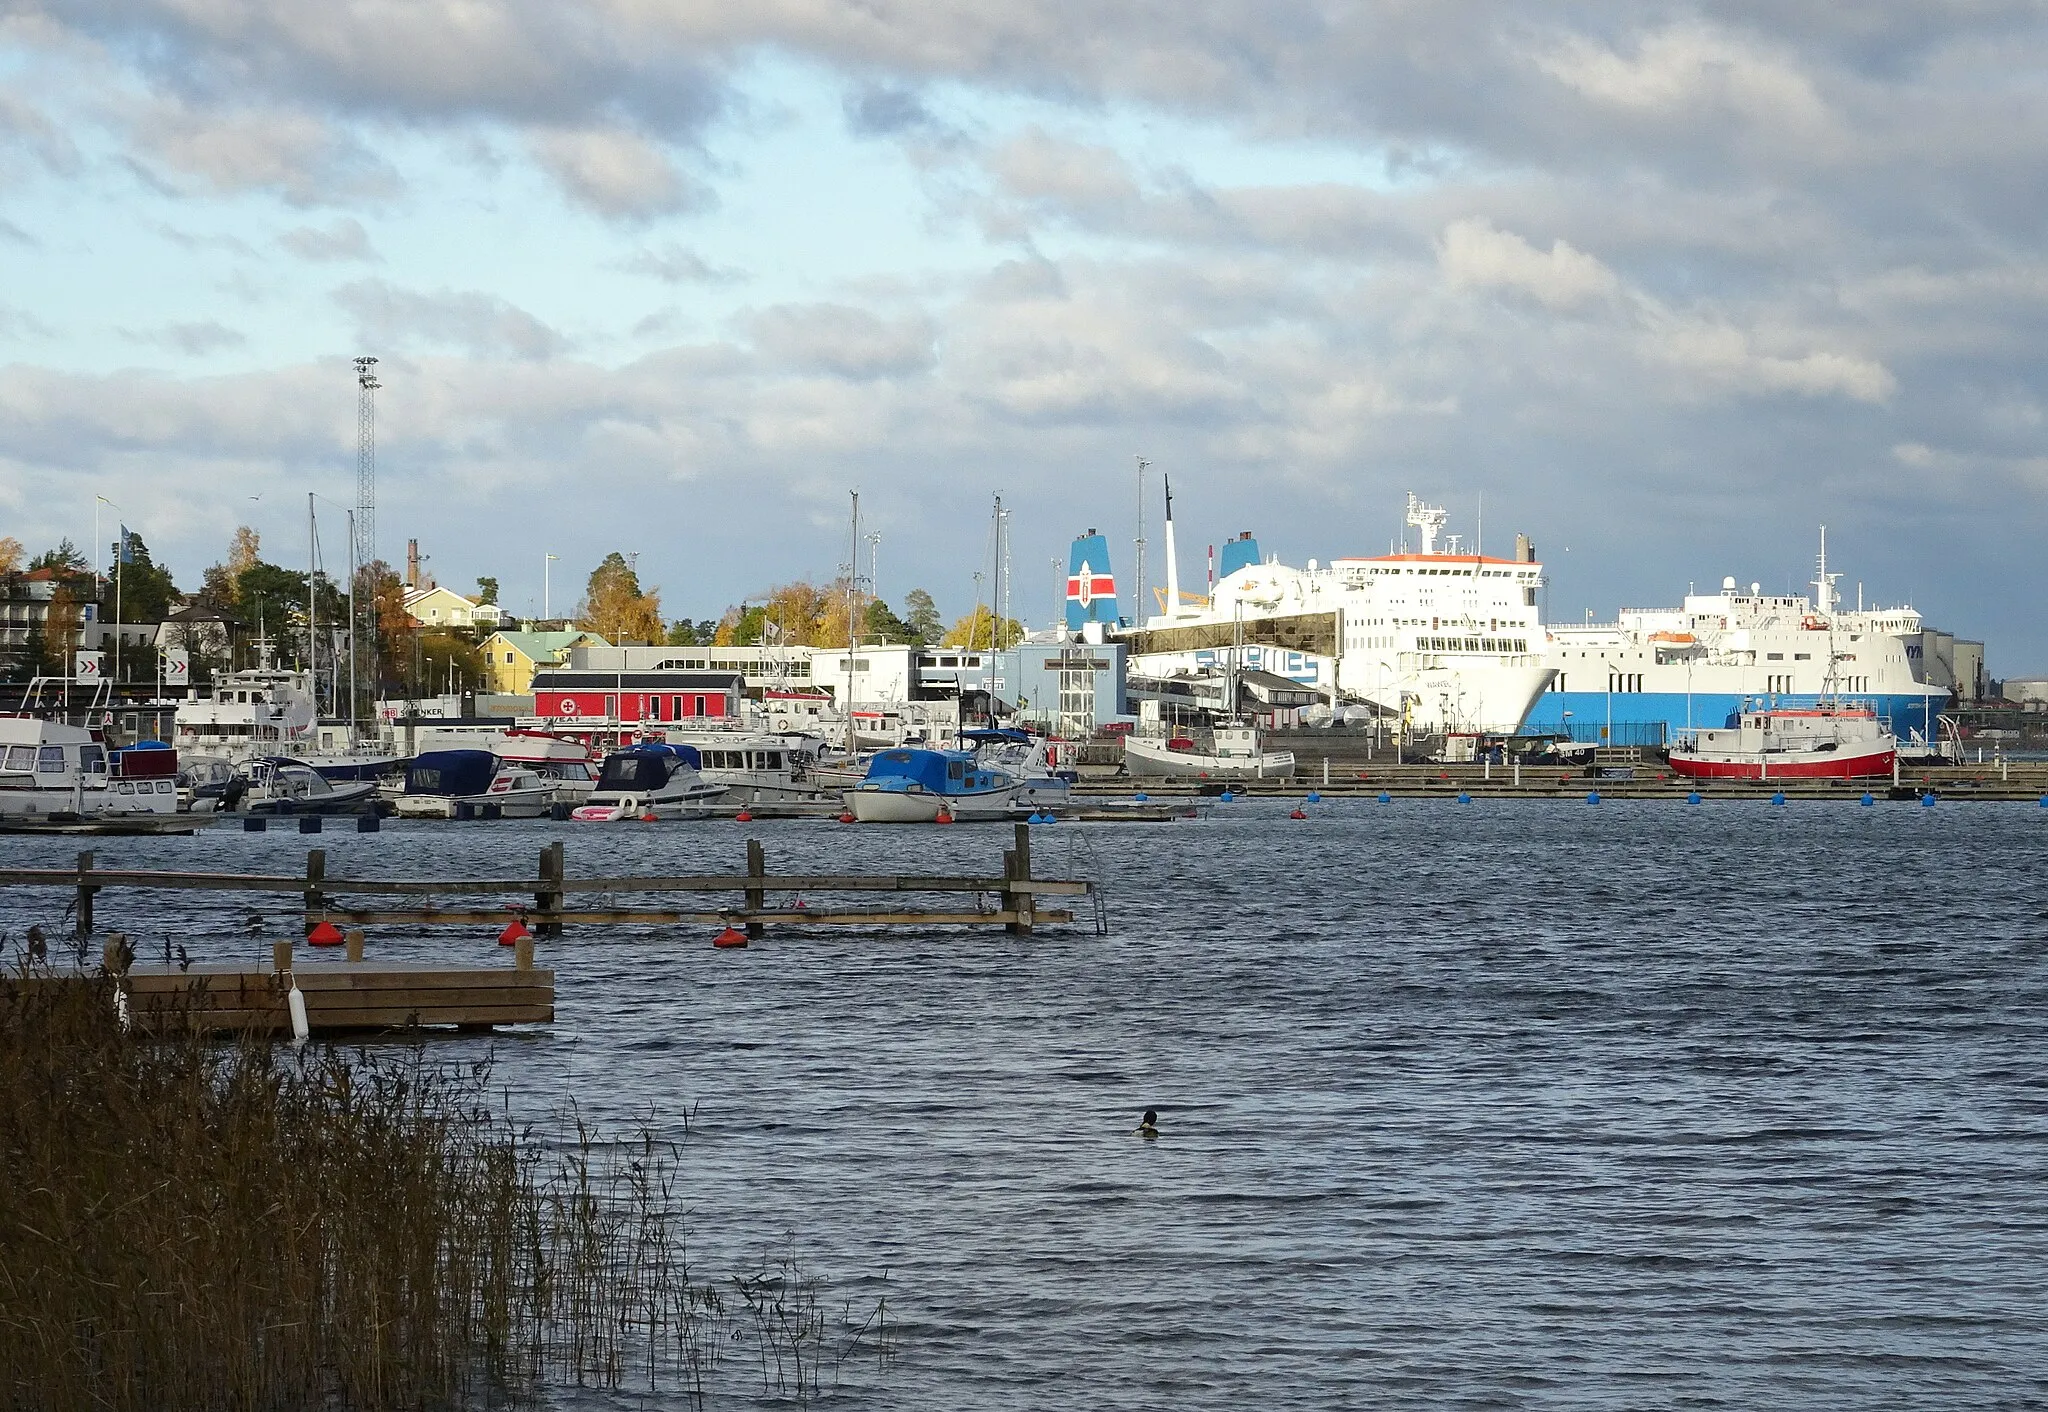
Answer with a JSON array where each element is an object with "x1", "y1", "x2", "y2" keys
[
  {"x1": 1514, "y1": 533, "x2": 1534, "y2": 563},
  {"x1": 406, "y1": 538, "x2": 420, "y2": 589}
]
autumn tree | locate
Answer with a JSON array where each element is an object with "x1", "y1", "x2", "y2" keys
[
  {"x1": 0, "y1": 537, "x2": 22, "y2": 576},
  {"x1": 577, "y1": 553, "x2": 663, "y2": 644},
  {"x1": 941, "y1": 605, "x2": 1024, "y2": 650},
  {"x1": 227, "y1": 526, "x2": 261, "y2": 578}
]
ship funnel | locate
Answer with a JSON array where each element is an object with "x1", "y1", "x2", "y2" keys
[{"x1": 1065, "y1": 530, "x2": 1120, "y2": 631}]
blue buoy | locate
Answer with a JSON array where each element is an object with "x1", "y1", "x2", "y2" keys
[
  {"x1": 1457, "y1": 792, "x2": 1471, "y2": 803},
  {"x1": 1378, "y1": 791, "x2": 1391, "y2": 804},
  {"x1": 1041, "y1": 812, "x2": 1056, "y2": 824},
  {"x1": 1219, "y1": 790, "x2": 1235, "y2": 802},
  {"x1": 1306, "y1": 791, "x2": 1321, "y2": 804},
  {"x1": 1921, "y1": 792, "x2": 1937, "y2": 808},
  {"x1": 1771, "y1": 791, "x2": 1786, "y2": 806},
  {"x1": 2039, "y1": 795, "x2": 2048, "y2": 808},
  {"x1": 1587, "y1": 790, "x2": 1600, "y2": 804},
  {"x1": 1687, "y1": 791, "x2": 1702, "y2": 804},
  {"x1": 1133, "y1": 791, "x2": 1148, "y2": 802},
  {"x1": 1861, "y1": 793, "x2": 1876, "y2": 807}
]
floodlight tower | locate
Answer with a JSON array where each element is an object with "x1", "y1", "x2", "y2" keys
[{"x1": 353, "y1": 357, "x2": 379, "y2": 573}]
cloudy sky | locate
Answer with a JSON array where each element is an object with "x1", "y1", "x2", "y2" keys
[{"x1": 3, "y1": 3, "x2": 2045, "y2": 667}]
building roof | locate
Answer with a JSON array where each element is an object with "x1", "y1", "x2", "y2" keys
[
  {"x1": 484, "y1": 630, "x2": 606, "y2": 659},
  {"x1": 532, "y1": 670, "x2": 746, "y2": 690}
]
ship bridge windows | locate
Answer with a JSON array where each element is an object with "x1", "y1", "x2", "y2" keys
[
  {"x1": 1767, "y1": 652, "x2": 1784, "y2": 661},
  {"x1": 1794, "y1": 652, "x2": 1811, "y2": 660}
]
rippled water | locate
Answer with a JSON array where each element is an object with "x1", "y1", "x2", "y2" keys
[{"x1": 6, "y1": 800, "x2": 2047, "y2": 1408}]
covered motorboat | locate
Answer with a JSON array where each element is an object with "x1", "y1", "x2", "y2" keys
[
  {"x1": 0, "y1": 718, "x2": 182, "y2": 819},
  {"x1": 396, "y1": 749, "x2": 567, "y2": 819},
  {"x1": 234, "y1": 757, "x2": 380, "y2": 814},
  {"x1": 845, "y1": 747, "x2": 1017, "y2": 823},
  {"x1": 571, "y1": 743, "x2": 725, "y2": 821}
]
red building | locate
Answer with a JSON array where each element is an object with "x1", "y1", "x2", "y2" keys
[{"x1": 530, "y1": 669, "x2": 745, "y2": 728}]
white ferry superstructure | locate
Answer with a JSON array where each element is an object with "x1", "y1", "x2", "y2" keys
[
  {"x1": 1523, "y1": 529, "x2": 1949, "y2": 746},
  {"x1": 1122, "y1": 492, "x2": 1553, "y2": 735}
]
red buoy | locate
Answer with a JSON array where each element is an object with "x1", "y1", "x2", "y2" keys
[
  {"x1": 308, "y1": 920, "x2": 345, "y2": 947},
  {"x1": 735, "y1": 808, "x2": 752, "y2": 822},
  {"x1": 837, "y1": 811, "x2": 855, "y2": 824},
  {"x1": 713, "y1": 926, "x2": 749, "y2": 949},
  {"x1": 640, "y1": 812, "x2": 658, "y2": 823},
  {"x1": 498, "y1": 918, "x2": 530, "y2": 947},
  {"x1": 934, "y1": 808, "x2": 955, "y2": 825},
  {"x1": 1289, "y1": 808, "x2": 1308, "y2": 820}
]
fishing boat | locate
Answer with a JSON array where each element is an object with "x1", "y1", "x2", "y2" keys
[
  {"x1": 395, "y1": 749, "x2": 573, "y2": 819},
  {"x1": 570, "y1": 743, "x2": 726, "y2": 821},
  {"x1": 1123, "y1": 725, "x2": 1295, "y2": 780},
  {"x1": 1667, "y1": 702, "x2": 1898, "y2": 780},
  {"x1": 844, "y1": 747, "x2": 1018, "y2": 822},
  {"x1": 233, "y1": 757, "x2": 381, "y2": 814}
]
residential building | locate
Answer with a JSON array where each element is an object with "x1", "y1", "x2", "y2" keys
[
  {"x1": 404, "y1": 584, "x2": 505, "y2": 631},
  {"x1": 480, "y1": 629, "x2": 608, "y2": 693}
]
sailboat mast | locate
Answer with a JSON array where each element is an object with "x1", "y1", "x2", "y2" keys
[
  {"x1": 307, "y1": 493, "x2": 318, "y2": 699},
  {"x1": 845, "y1": 490, "x2": 860, "y2": 749}
]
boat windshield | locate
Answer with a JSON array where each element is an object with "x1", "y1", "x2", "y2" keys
[{"x1": 598, "y1": 752, "x2": 673, "y2": 792}]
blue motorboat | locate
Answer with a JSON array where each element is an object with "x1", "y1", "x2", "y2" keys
[{"x1": 844, "y1": 747, "x2": 1018, "y2": 822}]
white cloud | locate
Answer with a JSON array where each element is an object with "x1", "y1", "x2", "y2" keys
[
  {"x1": 527, "y1": 127, "x2": 709, "y2": 220},
  {"x1": 1437, "y1": 217, "x2": 1620, "y2": 311}
]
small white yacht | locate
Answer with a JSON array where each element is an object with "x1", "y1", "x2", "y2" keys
[
  {"x1": 0, "y1": 718, "x2": 182, "y2": 818},
  {"x1": 571, "y1": 743, "x2": 726, "y2": 821}
]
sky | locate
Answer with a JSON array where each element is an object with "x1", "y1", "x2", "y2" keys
[{"x1": 3, "y1": 3, "x2": 2047, "y2": 668}]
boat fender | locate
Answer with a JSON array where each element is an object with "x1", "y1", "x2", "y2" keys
[
  {"x1": 308, "y1": 920, "x2": 345, "y2": 947},
  {"x1": 287, "y1": 982, "x2": 310, "y2": 1044},
  {"x1": 618, "y1": 795, "x2": 637, "y2": 815},
  {"x1": 1288, "y1": 808, "x2": 1307, "y2": 820},
  {"x1": 713, "y1": 926, "x2": 749, "y2": 949},
  {"x1": 498, "y1": 918, "x2": 530, "y2": 947}
]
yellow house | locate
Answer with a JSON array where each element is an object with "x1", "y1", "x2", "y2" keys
[
  {"x1": 404, "y1": 584, "x2": 505, "y2": 630},
  {"x1": 480, "y1": 630, "x2": 608, "y2": 693}
]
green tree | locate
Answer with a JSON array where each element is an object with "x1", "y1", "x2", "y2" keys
[
  {"x1": 863, "y1": 598, "x2": 916, "y2": 644},
  {"x1": 664, "y1": 618, "x2": 716, "y2": 646},
  {"x1": 902, "y1": 588, "x2": 942, "y2": 645},
  {"x1": 107, "y1": 532, "x2": 179, "y2": 625},
  {"x1": 30, "y1": 539, "x2": 88, "y2": 574},
  {"x1": 396, "y1": 628, "x2": 485, "y2": 699},
  {"x1": 475, "y1": 576, "x2": 499, "y2": 605}
]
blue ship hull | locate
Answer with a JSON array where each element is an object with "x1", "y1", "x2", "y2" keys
[{"x1": 1521, "y1": 691, "x2": 1945, "y2": 747}]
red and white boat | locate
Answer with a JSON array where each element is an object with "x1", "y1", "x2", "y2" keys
[{"x1": 1668, "y1": 702, "x2": 1896, "y2": 780}]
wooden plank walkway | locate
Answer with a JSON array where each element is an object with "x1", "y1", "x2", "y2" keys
[{"x1": 0, "y1": 827, "x2": 1097, "y2": 940}]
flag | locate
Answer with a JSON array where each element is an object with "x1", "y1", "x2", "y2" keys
[{"x1": 118, "y1": 526, "x2": 134, "y2": 564}]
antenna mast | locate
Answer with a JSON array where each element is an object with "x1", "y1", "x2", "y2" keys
[
  {"x1": 1133, "y1": 456, "x2": 1150, "y2": 628},
  {"x1": 353, "y1": 357, "x2": 379, "y2": 723}
]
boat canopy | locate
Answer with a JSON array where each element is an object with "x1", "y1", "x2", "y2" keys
[
  {"x1": 863, "y1": 748, "x2": 978, "y2": 792},
  {"x1": 959, "y1": 727, "x2": 1031, "y2": 745},
  {"x1": 597, "y1": 743, "x2": 702, "y2": 792},
  {"x1": 406, "y1": 749, "x2": 500, "y2": 796}
]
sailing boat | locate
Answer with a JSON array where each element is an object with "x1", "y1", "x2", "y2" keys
[{"x1": 1122, "y1": 475, "x2": 1294, "y2": 780}]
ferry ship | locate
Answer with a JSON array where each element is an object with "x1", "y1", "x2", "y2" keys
[
  {"x1": 1524, "y1": 530, "x2": 1951, "y2": 747},
  {"x1": 1120, "y1": 492, "x2": 1553, "y2": 735}
]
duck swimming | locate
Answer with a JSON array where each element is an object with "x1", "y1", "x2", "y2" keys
[{"x1": 1134, "y1": 1108, "x2": 1159, "y2": 1138}]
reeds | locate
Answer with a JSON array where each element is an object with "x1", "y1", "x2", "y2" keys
[{"x1": 0, "y1": 974, "x2": 887, "y2": 1410}]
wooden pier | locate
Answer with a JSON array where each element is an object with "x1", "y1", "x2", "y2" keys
[{"x1": 0, "y1": 826, "x2": 1097, "y2": 943}]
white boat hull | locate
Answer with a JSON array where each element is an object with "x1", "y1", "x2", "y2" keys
[
  {"x1": 1124, "y1": 737, "x2": 1296, "y2": 779},
  {"x1": 844, "y1": 785, "x2": 1016, "y2": 822}
]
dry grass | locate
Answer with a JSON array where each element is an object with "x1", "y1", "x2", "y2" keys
[{"x1": 0, "y1": 973, "x2": 887, "y2": 1410}]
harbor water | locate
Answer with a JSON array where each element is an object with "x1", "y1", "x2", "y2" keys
[{"x1": 3, "y1": 800, "x2": 2045, "y2": 1408}]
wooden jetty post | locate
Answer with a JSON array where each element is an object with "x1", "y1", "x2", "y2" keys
[
  {"x1": 745, "y1": 838, "x2": 767, "y2": 940},
  {"x1": 1004, "y1": 822, "x2": 1034, "y2": 936},
  {"x1": 534, "y1": 841, "x2": 565, "y2": 938},
  {"x1": 345, "y1": 928, "x2": 365, "y2": 962},
  {"x1": 74, "y1": 850, "x2": 95, "y2": 936}
]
